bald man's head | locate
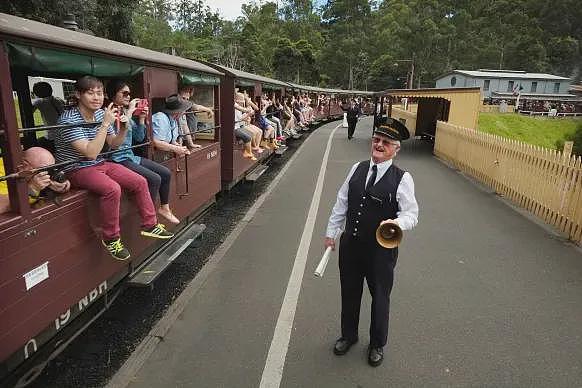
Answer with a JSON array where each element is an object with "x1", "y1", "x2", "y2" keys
[{"x1": 22, "y1": 147, "x2": 55, "y2": 168}]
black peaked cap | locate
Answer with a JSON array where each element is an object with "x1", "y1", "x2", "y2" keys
[{"x1": 374, "y1": 116, "x2": 410, "y2": 141}]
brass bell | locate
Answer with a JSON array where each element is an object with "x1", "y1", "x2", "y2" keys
[{"x1": 376, "y1": 220, "x2": 403, "y2": 248}]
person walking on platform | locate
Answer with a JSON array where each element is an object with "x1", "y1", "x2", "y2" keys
[
  {"x1": 342, "y1": 99, "x2": 361, "y2": 140},
  {"x1": 324, "y1": 117, "x2": 419, "y2": 367}
]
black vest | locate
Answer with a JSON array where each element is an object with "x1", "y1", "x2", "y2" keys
[{"x1": 345, "y1": 160, "x2": 405, "y2": 243}]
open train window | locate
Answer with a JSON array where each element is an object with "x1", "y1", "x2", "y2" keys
[
  {"x1": 179, "y1": 72, "x2": 220, "y2": 143},
  {"x1": 5, "y1": 42, "x2": 148, "y2": 217},
  {"x1": 187, "y1": 85, "x2": 216, "y2": 141}
]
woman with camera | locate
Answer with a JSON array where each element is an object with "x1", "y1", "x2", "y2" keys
[{"x1": 106, "y1": 79, "x2": 179, "y2": 225}]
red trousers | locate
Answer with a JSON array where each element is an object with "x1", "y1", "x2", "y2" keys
[{"x1": 68, "y1": 161, "x2": 157, "y2": 240}]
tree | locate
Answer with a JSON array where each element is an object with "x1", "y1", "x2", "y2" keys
[
  {"x1": 92, "y1": 0, "x2": 134, "y2": 43},
  {"x1": 133, "y1": 0, "x2": 173, "y2": 51},
  {"x1": 320, "y1": 0, "x2": 373, "y2": 89}
]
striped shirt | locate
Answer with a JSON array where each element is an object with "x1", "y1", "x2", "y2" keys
[{"x1": 55, "y1": 107, "x2": 114, "y2": 170}]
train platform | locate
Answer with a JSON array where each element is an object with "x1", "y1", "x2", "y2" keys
[{"x1": 109, "y1": 117, "x2": 582, "y2": 388}]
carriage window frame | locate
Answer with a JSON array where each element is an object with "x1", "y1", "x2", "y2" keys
[{"x1": 2, "y1": 42, "x2": 155, "y2": 220}]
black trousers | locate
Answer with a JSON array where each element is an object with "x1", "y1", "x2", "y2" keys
[
  {"x1": 347, "y1": 119, "x2": 357, "y2": 138},
  {"x1": 338, "y1": 234, "x2": 397, "y2": 348},
  {"x1": 120, "y1": 158, "x2": 172, "y2": 206}
]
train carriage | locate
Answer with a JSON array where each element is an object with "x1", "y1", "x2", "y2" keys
[
  {"x1": 0, "y1": 12, "x2": 223, "y2": 386},
  {"x1": 0, "y1": 12, "x2": 382, "y2": 387},
  {"x1": 202, "y1": 63, "x2": 289, "y2": 188}
]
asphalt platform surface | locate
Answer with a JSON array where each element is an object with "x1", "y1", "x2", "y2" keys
[
  {"x1": 35, "y1": 117, "x2": 582, "y2": 387},
  {"x1": 118, "y1": 117, "x2": 581, "y2": 388}
]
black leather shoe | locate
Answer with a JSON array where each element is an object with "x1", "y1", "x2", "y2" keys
[
  {"x1": 368, "y1": 346, "x2": 384, "y2": 367},
  {"x1": 333, "y1": 337, "x2": 358, "y2": 355}
]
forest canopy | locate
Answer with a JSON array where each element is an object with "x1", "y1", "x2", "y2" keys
[{"x1": 2, "y1": 0, "x2": 580, "y2": 90}]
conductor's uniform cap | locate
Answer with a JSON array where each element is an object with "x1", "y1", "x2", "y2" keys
[{"x1": 374, "y1": 116, "x2": 410, "y2": 141}]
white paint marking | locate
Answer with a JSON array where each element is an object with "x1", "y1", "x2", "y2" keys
[
  {"x1": 107, "y1": 120, "x2": 343, "y2": 388},
  {"x1": 259, "y1": 123, "x2": 341, "y2": 388}
]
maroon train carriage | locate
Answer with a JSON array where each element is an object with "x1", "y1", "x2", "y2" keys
[
  {"x1": 0, "y1": 11, "x2": 380, "y2": 388},
  {"x1": 0, "y1": 13, "x2": 223, "y2": 386},
  {"x1": 203, "y1": 63, "x2": 289, "y2": 189}
]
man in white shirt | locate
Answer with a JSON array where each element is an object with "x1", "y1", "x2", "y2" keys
[{"x1": 325, "y1": 117, "x2": 419, "y2": 367}]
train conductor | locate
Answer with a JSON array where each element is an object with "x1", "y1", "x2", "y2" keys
[{"x1": 324, "y1": 117, "x2": 419, "y2": 367}]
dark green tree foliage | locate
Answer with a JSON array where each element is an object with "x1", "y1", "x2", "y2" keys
[
  {"x1": 273, "y1": 38, "x2": 319, "y2": 84},
  {"x1": 133, "y1": 0, "x2": 174, "y2": 51},
  {"x1": 93, "y1": 0, "x2": 134, "y2": 44},
  {"x1": 320, "y1": 0, "x2": 373, "y2": 89},
  {"x1": 2, "y1": 0, "x2": 581, "y2": 86}
]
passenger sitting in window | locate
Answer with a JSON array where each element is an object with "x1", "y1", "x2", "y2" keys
[
  {"x1": 234, "y1": 92, "x2": 263, "y2": 154},
  {"x1": 261, "y1": 94, "x2": 285, "y2": 145},
  {"x1": 0, "y1": 147, "x2": 70, "y2": 213},
  {"x1": 151, "y1": 95, "x2": 191, "y2": 156},
  {"x1": 242, "y1": 91, "x2": 278, "y2": 150},
  {"x1": 234, "y1": 106, "x2": 257, "y2": 161},
  {"x1": 177, "y1": 85, "x2": 214, "y2": 151},
  {"x1": 55, "y1": 75, "x2": 174, "y2": 261},
  {"x1": 32, "y1": 82, "x2": 65, "y2": 152},
  {"x1": 106, "y1": 80, "x2": 179, "y2": 225}
]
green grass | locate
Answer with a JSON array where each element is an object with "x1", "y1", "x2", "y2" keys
[{"x1": 478, "y1": 112, "x2": 581, "y2": 150}]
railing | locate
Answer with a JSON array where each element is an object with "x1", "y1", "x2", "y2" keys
[
  {"x1": 434, "y1": 121, "x2": 582, "y2": 244},
  {"x1": 480, "y1": 104, "x2": 516, "y2": 113},
  {"x1": 518, "y1": 110, "x2": 582, "y2": 117}
]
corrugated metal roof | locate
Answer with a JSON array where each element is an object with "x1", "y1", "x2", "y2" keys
[
  {"x1": 448, "y1": 69, "x2": 569, "y2": 81},
  {"x1": 0, "y1": 13, "x2": 222, "y2": 76}
]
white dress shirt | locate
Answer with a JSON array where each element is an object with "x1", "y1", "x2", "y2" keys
[{"x1": 326, "y1": 158, "x2": 419, "y2": 239}]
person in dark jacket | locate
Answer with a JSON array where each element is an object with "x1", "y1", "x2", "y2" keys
[
  {"x1": 342, "y1": 99, "x2": 361, "y2": 140},
  {"x1": 325, "y1": 117, "x2": 419, "y2": 367}
]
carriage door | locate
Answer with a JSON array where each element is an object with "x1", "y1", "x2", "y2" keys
[{"x1": 144, "y1": 68, "x2": 188, "y2": 202}]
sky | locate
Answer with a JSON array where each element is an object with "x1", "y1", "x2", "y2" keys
[
  {"x1": 205, "y1": 0, "x2": 255, "y2": 20},
  {"x1": 205, "y1": 0, "x2": 326, "y2": 21}
]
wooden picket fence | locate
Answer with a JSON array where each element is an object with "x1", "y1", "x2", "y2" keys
[
  {"x1": 480, "y1": 104, "x2": 515, "y2": 113},
  {"x1": 434, "y1": 121, "x2": 582, "y2": 244}
]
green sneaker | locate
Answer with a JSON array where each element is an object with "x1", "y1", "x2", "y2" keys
[
  {"x1": 141, "y1": 223, "x2": 174, "y2": 239},
  {"x1": 102, "y1": 238, "x2": 131, "y2": 261}
]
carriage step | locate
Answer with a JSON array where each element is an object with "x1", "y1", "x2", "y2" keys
[
  {"x1": 128, "y1": 223, "x2": 206, "y2": 287},
  {"x1": 291, "y1": 133, "x2": 302, "y2": 139},
  {"x1": 275, "y1": 145, "x2": 288, "y2": 156},
  {"x1": 245, "y1": 164, "x2": 269, "y2": 182}
]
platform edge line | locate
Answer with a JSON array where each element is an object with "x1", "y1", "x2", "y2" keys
[
  {"x1": 259, "y1": 123, "x2": 341, "y2": 388},
  {"x1": 105, "y1": 122, "x2": 340, "y2": 388}
]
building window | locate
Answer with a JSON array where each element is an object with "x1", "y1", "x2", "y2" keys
[
  {"x1": 507, "y1": 81, "x2": 514, "y2": 92},
  {"x1": 554, "y1": 82, "x2": 560, "y2": 93},
  {"x1": 483, "y1": 80, "x2": 490, "y2": 91},
  {"x1": 531, "y1": 82, "x2": 537, "y2": 93},
  {"x1": 451, "y1": 76, "x2": 457, "y2": 87}
]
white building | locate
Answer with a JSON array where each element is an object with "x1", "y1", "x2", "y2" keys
[{"x1": 435, "y1": 69, "x2": 578, "y2": 103}]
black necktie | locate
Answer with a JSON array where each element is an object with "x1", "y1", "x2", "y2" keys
[{"x1": 366, "y1": 165, "x2": 377, "y2": 192}]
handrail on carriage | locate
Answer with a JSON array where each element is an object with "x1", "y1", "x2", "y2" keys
[
  {"x1": 0, "y1": 109, "x2": 216, "y2": 136},
  {"x1": 0, "y1": 142, "x2": 150, "y2": 182},
  {"x1": 0, "y1": 122, "x2": 102, "y2": 136}
]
